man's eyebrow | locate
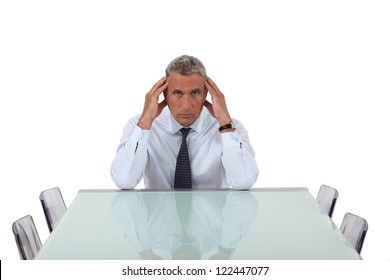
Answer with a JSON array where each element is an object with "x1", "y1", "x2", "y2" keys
[
  {"x1": 172, "y1": 88, "x2": 201, "y2": 94},
  {"x1": 172, "y1": 89, "x2": 182, "y2": 94}
]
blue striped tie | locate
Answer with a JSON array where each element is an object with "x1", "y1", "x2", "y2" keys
[{"x1": 174, "y1": 128, "x2": 192, "y2": 188}]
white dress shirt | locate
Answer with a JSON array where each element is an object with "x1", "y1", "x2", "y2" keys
[{"x1": 110, "y1": 107, "x2": 258, "y2": 190}]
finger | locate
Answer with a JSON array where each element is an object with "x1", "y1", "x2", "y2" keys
[
  {"x1": 149, "y1": 77, "x2": 167, "y2": 94},
  {"x1": 157, "y1": 99, "x2": 168, "y2": 114},
  {"x1": 205, "y1": 80, "x2": 215, "y2": 96},
  {"x1": 156, "y1": 82, "x2": 168, "y2": 94},
  {"x1": 153, "y1": 76, "x2": 166, "y2": 88},
  {"x1": 205, "y1": 80, "x2": 219, "y2": 101},
  {"x1": 206, "y1": 77, "x2": 221, "y2": 94},
  {"x1": 204, "y1": 100, "x2": 215, "y2": 117},
  {"x1": 159, "y1": 98, "x2": 167, "y2": 106},
  {"x1": 150, "y1": 81, "x2": 168, "y2": 98}
]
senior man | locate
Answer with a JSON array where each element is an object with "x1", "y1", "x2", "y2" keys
[{"x1": 111, "y1": 55, "x2": 258, "y2": 189}]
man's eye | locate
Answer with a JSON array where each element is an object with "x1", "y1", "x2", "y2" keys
[
  {"x1": 174, "y1": 92, "x2": 182, "y2": 96},
  {"x1": 192, "y1": 91, "x2": 200, "y2": 96}
]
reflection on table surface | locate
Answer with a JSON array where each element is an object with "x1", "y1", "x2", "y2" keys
[
  {"x1": 35, "y1": 188, "x2": 361, "y2": 260},
  {"x1": 111, "y1": 190, "x2": 258, "y2": 260}
]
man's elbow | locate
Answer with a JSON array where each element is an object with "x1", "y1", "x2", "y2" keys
[
  {"x1": 110, "y1": 171, "x2": 138, "y2": 190},
  {"x1": 230, "y1": 173, "x2": 259, "y2": 190},
  {"x1": 114, "y1": 180, "x2": 137, "y2": 190}
]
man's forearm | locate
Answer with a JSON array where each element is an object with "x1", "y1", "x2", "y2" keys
[
  {"x1": 221, "y1": 131, "x2": 259, "y2": 190},
  {"x1": 111, "y1": 126, "x2": 149, "y2": 189}
]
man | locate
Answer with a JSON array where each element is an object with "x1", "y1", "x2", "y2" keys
[{"x1": 110, "y1": 55, "x2": 258, "y2": 189}]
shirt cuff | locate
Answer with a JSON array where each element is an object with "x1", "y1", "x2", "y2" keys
[
  {"x1": 132, "y1": 125, "x2": 150, "y2": 146},
  {"x1": 221, "y1": 132, "x2": 241, "y2": 149}
]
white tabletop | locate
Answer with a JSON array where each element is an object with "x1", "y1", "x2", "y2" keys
[{"x1": 35, "y1": 188, "x2": 361, "y2": 260}]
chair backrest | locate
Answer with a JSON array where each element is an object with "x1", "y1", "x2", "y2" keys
[
  {"x1": 340, "y1": 212, "x2": 368, "y2": 254},
  {"x1": 39, "y1": 187, "x2": 67, "y2": 232},
  {"x1": 12, "y1": 215, "x2": 42, "y2": 260},
  {"x1": 316, "y1": 184, "x2": 338, "y2": 218}
]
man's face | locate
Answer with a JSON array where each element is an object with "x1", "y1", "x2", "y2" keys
[{"x1": 165, "y1": 71, "x2": 207, "y2": 127}]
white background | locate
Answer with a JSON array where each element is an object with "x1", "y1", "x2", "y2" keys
[{"x1": 1, "y1": 0, "x2": 389, "y2": 277}]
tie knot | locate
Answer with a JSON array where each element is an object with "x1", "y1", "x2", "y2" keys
[{"x1": 180, "y1": 127, "x2": 191, "y2": 139}]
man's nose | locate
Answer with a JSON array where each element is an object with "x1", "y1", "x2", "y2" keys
[{"x1": 181, "y1": 94, "x2": 192, "y2": 109}]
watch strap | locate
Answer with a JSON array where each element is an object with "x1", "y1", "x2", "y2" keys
[{"x1": 219, "y1": 123, "x2": 234, "y2": 132}]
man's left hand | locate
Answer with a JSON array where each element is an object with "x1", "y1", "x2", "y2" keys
[{"x1": 204, "y1": 77, "x2": 233, "y2": 126}]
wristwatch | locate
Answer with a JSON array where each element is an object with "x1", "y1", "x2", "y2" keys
[{"x1": 219, "y1": 123, "x2": 236, "y2": 132}]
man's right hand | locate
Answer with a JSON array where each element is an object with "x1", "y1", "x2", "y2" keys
[{"x1": 137, "y1": 77, "x2": 168, "y2": 130}]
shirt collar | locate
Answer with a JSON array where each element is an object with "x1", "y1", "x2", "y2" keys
[{"x1": 169, "y1": 108, "x2": 206, "y2": 134}]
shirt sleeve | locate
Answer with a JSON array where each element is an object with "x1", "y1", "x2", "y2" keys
[
  {"x1": 220, "y1": 191, "x2": 258, "y2": 249},
  {"x1": 221, "y1": 119, "x2": 259, "y2": 190},
  {"x1": 111, "y1": 192, "x2": 152, "y2": 252},
  {"x1": 110, "y1": 117, "x2": 150, "y2": 189}
]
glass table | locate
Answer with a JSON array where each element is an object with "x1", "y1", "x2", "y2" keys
[{"x1": 35, "y1": 188, "x2": 361, "y2": 260}]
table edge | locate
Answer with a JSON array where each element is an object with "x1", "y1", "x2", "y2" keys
[{"x1": 78, "y1": 187, "x2": 309, "y2": 193}]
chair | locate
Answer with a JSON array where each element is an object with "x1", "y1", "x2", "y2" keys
[
  {"x1": 340, "y1": 212, "x2": 368, "y2": 254},
  {"x1": 12, "y1": 215, "x2": 42, "y2": 260},
  {"x1": 316, "y1": 184, "x2": 338, "y2": 218},
  {"x1": 39, "y1": 187, "x2": 67, "y2": 232}
]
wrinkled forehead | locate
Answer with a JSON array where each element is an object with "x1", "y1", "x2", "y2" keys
[
  {"x1": 167, "y1": 72, "x2": 206, "y2": 89},
  {"x1": 166, "y1": 70, "x2": 205, "y2": 79}
]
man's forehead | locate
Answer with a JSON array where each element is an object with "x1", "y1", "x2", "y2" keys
[
  {"x1": 168, "y1": 73, "x2": 205, "y2": 89},
  {"x1": 168, "y1": 72, "x2": 204, "y2": 82}
]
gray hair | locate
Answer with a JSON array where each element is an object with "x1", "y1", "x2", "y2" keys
[{"x1": 165, "y1": 55, "x2": 207, "y2": 79}]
